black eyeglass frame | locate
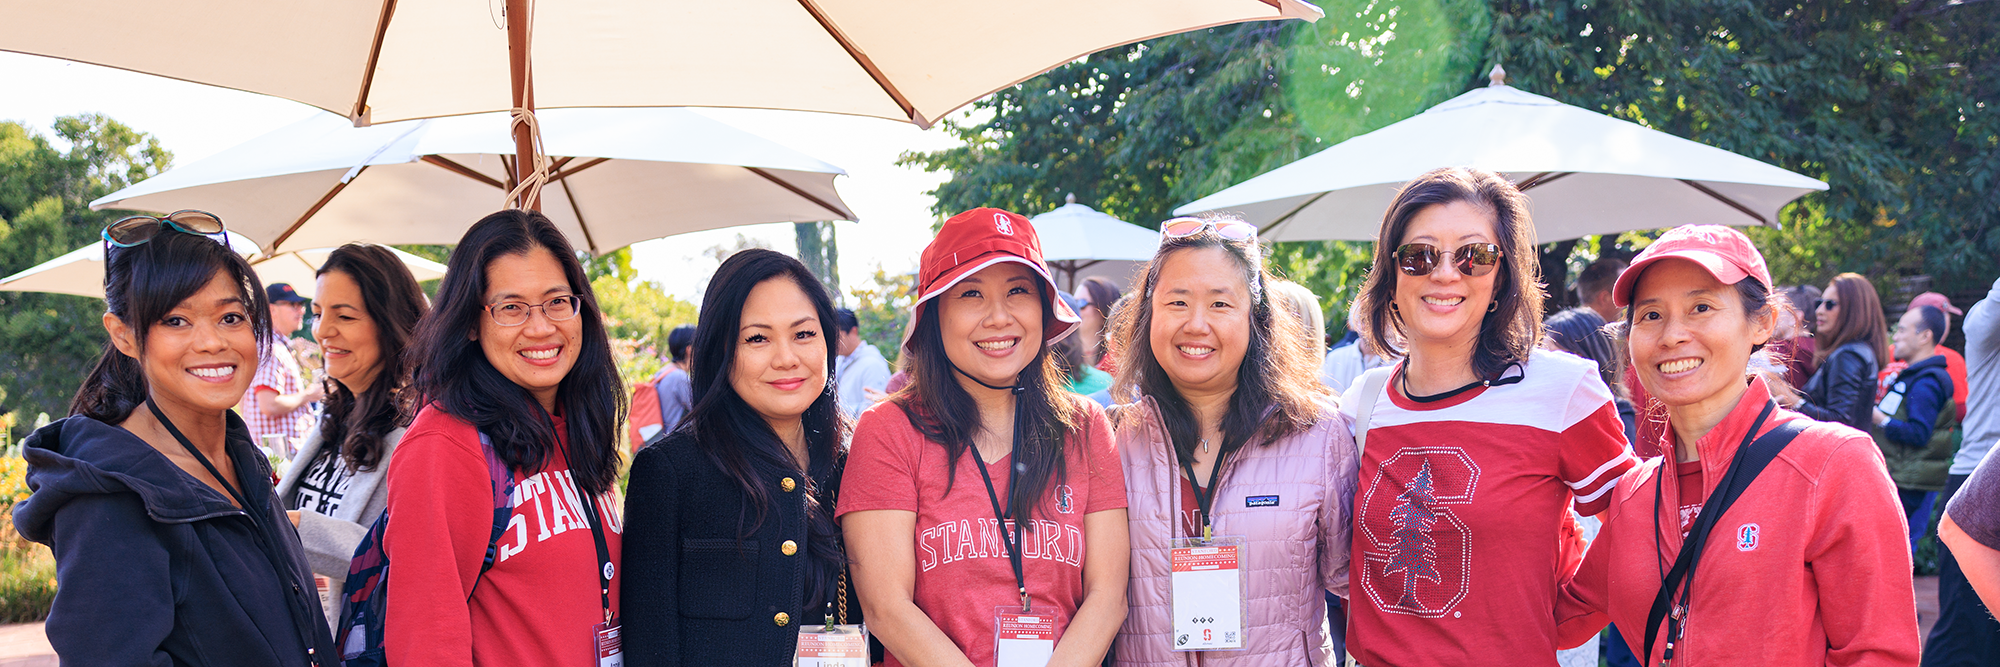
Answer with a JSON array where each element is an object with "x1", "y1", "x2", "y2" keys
[{"x1": 485, "y1": 295, "x2": 583, "y2": 327}]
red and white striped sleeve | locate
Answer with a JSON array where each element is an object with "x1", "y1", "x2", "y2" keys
[{"x1": 1558, "y1": 373, "x2": 1636, "y2": 516}]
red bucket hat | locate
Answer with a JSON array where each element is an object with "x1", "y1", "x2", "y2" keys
[
  {"x1": 1613, "y1": 224, "x2": 1773, "y2": 308},
  {"x1": 904, "y1": 208, "x2": 1080, "y2": 351}
]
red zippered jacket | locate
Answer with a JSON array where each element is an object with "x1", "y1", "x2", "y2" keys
[{"x1": 1555, "y1": 378, "x2": 1919, "y2": 666}]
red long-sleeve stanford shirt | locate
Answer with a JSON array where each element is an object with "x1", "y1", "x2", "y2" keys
[{"x1": 384, "y1": 406, "x2": 622, "y2": 667}]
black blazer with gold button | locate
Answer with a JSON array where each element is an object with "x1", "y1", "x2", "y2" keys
[{"x1": 620, "y1": 429, "x2": 859, "y2": 666}]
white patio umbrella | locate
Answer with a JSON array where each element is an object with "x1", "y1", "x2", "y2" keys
[
  {"x1": 1175, "y1": 66, "x2": 1830, "y2": 243},
  {"x1": 0, "y1": 233, "x2": 441, "y2": 299},
  {"x1": 1030, "y1": 194, "x2": 1162, "y2": 290},
  {"x1": 2, "y1": 0, "x2": 1323, "y2": 208},
  {"x1": 89, "y1": 108, "x2": 855, "y2": 256}
]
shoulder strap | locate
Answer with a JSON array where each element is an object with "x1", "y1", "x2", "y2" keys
[
  {"x1": 467, "y1": 431, "x2": 518, "y2": 601},
  {"x1": 1643, "y1": 411, "x2": 1807, "y2": 665},
  {"x1": 1353, "y1": 369, "x2": 1392, "y2": 457}
]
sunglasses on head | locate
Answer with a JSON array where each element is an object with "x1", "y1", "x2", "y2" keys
[
  {"x1": 1161, "y1": 217, "x2": 1258, "y2": 242},
  {"x1": 101, "y1": 210, "x2": 227, "y2": 248},
  {"x1": 1816, "y1": 299, "x2": 1838, "y2": 310},
  {"x1": 1395, "y1": 242, "x2": 1503, "y2": 277}
]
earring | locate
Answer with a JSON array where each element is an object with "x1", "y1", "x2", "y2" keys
[
  {"x1": 1390, "y1": 302, "x2": 1400, "y2": 313},
  {"x1": 1488, "y1": 301, "x2": 1498, "y2": 313}
]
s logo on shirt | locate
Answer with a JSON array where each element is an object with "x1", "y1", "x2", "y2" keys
[
  {"x1": 1358, "y1": 447, "x2": 1481, "y2": 618},
  {"x1": 1736, "y1": 523, "x2": 1760, "y2": 551}
]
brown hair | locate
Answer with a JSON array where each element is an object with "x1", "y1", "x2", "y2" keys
[
  {"x1": 1108, "y1": 213, "x2": 1328, "y2": 465},
  {"x1": 1814, "y1": 273, "x2": 1890, "y2": 367},
  {"x1": 1354, "y1": 167, "x2": 1544, "y2": 382}
]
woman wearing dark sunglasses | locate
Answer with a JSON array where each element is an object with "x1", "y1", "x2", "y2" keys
[
  {"x1": 12, "y1": 212, "x2": 339, "y2": 665},
  {"x1": 1340, "y1": 168, "x2": 1636, "y2": 666}
]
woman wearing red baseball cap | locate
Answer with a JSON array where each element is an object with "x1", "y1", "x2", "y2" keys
[
  {"x1": 1555, "y1": 224, "x2": 1919, "y2": 666},
  {"x1": 839, "y1": 208, "x2": 1130, "y2": 667}
]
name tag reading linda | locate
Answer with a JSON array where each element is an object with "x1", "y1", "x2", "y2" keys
[
  {"x1": 994, "y1": 607, "x2": 1056, "y2": 667},
  {"x1": 1171, "y1": 536, "x2": 1247, "y2": 651},
  {"x1": 794, "y1": 624, "x2": 869, "y2": 667},
  {"x1": 593, "y1": 619, "x2": 623, "y2": 667}
]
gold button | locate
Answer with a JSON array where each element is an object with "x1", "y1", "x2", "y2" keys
[
  {"x1": 781, "y1": 540, "x2": 798, "y2": 556},
  {"x1": 780, "y1": 477, "x2": 797, "y2": 492},
  {"x1": 774, "y1": 612, "x2": 791, "y2": 626}
]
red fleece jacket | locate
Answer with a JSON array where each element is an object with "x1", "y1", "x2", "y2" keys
[{"x1": 1556, "y1": 378, "x2": 1919, "y2": 666}]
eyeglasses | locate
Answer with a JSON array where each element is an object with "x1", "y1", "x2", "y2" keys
[
  {"x1": 1816, "y1": 299, "x2": 1838, "y2": 310},
  {"x1": 1161, "y1": 217, "x2": 1258, "y2": 242},
  {"x1": 101, "y1": 210, "x2": 226, "y2": 248},
  {"x1": 486, "y1": 295, "x2": 581, "y2": 326},
  {"x1": 1395, "y1": 243, "x2": 1503, "y2": 277}
]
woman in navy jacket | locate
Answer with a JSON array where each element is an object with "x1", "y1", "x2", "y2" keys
[{"x1": 12, "y1": 214, "x2": 337, "y2": 666}]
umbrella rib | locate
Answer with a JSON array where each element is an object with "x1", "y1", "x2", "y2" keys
[
  {"x1": 269, "y1": 166, "x2": 366, "y2": 256},
  {"x1": 421, "y1": 155, "x2": 508, "y2": 190},
  {"x1": 550, "y1": 157, "x2": 611, "y2": 183},
  {"x1": 349, "y1": 0, "x2": 400, "y2": 124},
  {"x1": 793, "y1": 0, "x2": 925, "y2": 128},
  {"x1": 1679, "y1": 179, "x2": 1770, "y2": 226},
  {"x1": 560, "y1": 181, "x2": 599, "y2": 255},
  {"x1": 1516, "y1": 171, "x2": 1574, "y2": 191},
  {"x1": 1258, "y1": 190, "x2": 1331, "y2": 240},
  {"x1": 745, "y1": 167, "x2": 850, "y2": 221}
]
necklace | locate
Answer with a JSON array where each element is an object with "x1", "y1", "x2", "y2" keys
[{"x1": 1201, "y1": 437, "x2": 1210, "y2": 454}]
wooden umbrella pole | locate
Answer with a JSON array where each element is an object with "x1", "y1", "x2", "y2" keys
[{"x1": 506, "y1": 0, "x2": 540, "y2": 211}]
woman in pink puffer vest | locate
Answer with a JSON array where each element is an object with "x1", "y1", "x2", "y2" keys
[{"x1": 1104, "y1": 214, "x2": 1357, "y2": 667}]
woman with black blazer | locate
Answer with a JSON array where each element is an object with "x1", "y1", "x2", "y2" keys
[{"x1": 622, "y1": 249, "x2": 858, "y2": 666}]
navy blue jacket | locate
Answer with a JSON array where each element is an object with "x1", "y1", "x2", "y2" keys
[
  {"x1": 1881, "y1": 354, "x2": 1952, "y2": 446},
  {"x1": 12, "y1": 415, "x2": 338, "y2": 667}
]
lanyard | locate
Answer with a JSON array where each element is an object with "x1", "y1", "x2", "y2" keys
[
  {"x1": 973, "y1": 448, "x2": 1031, "y2": 613},
  {"x1": 1178, "y1": 451, "x2": 1228, "y2": 541},
  {"x1": 145, "y1": 397, "x2": 323, "y2": 663},
  {"x1": 574, "y1": 472, "x2": 615, "y2": 624},
  {"x1": 1648, "y1": 401, "x2": 1775, "y2": 666}
]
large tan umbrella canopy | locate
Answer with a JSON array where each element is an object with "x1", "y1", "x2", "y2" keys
[
  {"x1": 2, "y1": 0, "x2": 1324, "y2": 208},
  {"x1": 88, "y1": 108, "x2": 855, "y2": 256},
  {"x1": 0, "y1": 234, "x2": 445, "y2": 299}
]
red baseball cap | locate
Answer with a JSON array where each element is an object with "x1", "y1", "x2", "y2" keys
[
  {"x1": 1613, "y1": 225, "x2": 1773, "y2": 308},
  {"x1": 1910, "y1": 292, "x2": 1962, "y2": 317},
  {"x1": 904, "y1": 208, "x2": 1080, "y2": 351}
]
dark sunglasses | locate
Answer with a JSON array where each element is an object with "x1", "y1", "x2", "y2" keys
[
  {"x1": 101, "y1": 210, "x2": 226, "y2": 248},
  {"x1": 1816, "y1": 299, "x2": 1838, "y2": 310},
  {"x1": 1395, "y1": 242, "x2": 1503, "y2": 277},
  {"x1": 1161, "y1": 216, "x2": 1258, "y2": 242}
]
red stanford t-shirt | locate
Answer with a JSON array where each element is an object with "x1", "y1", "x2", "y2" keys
[
  {"x1": 1341, "y1": 349, "x2": 1635, "y2": 667},
  {"x1": 837, "y1": 398, "x2": 1126, "y2": 667}
]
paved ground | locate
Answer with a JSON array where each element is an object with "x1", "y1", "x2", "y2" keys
[{"x1": 0, "y1": 576, "x2": 1950, "y2": 664}]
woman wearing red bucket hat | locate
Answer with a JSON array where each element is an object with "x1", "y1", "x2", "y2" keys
[
  {"x1": 839, "y1": 208, "x2": 1130, "y2": 667},
  {"x1": 1554, "y1": 224, "x2": 1919, "y2": 666}
]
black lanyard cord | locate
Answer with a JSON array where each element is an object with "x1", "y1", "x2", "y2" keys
[
  {"x1": 145, "y1": 397, "x2": 324, "y2": 663},
  {"x1": 1178, "y1": 451, "x2": 1228, "y2": 542},
  {"x1": 972, "y1": 428, "x2": 1030, "y2": 613},
  {"x1": 574, "y1": 471, "x2": 615, "y2": 624},
  {"x1": 1647, "y1": 401, "x2": 1777, "y2": 666}
]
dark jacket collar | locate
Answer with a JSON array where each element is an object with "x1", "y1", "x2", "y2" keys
[{"x1": 13, "y1": 413, "x2": 258, "y2": 543}]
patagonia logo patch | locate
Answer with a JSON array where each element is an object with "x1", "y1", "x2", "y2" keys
[{"x1": 1245, "y1": 495, "x2": 1280, "y2": 508}]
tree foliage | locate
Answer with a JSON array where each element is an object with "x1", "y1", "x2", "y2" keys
[
  {"x1": 905, "y1": 0, "x2": 1999, "y2": 318},
  {"x1": 0, "y1": 117, "x2": 173, "y2": 439}
]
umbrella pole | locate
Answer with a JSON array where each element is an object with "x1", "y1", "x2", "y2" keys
[{"x1": 506, "y1": 0, "x2": 541, "y2": 211}]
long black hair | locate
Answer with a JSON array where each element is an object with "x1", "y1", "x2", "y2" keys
[
  {"x1": 684, "y1": 248, "x2": 847, "y2": 605},
  {"x1": 410, "y1": 210, "x2": 625, "y2": 496},
  {"x1": 316, "y1": 244, "x2": 429, "y2": 471},
  {"x1": 894, "y1": 275, "x2": 1083, "y2": 529},
  {"x1": 1544, "y1": 307, "x2": 1620, "y2": 394},
  {"x1": 1107, "y1": 216, "x2": 1326, "y2": 467},
  {"x1": 73, "y1": 230, "x2": 270, "y2": 423}
]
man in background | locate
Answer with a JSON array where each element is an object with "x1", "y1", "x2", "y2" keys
[
  {"x1": 834, "y1": 308, "x2": 890, "y2": 419},
  {"x1": 242, "y1": 283, "x2": 322, "y2": 454}
]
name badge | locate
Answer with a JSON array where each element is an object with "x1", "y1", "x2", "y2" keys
[
  {"x1": 1878, "y1": 387, "x2": 1905, "y2": 417},
  {"x1": 1170, "y1": 536, "x2": 1246, "y2": 651},
  {"x1": 593, "y1": 619, "x2": 623, "y2": 667},
  {"x1": 795, "y1": 624, "x2": 869, "y2": 667},
  {"x1": 994, "y1": 607, "x2": 1056, "y2": 667}
]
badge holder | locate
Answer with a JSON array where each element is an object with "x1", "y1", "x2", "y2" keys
[
  {"x1": 1170, "y1": 535, "x2": 1248, "y2": 651},
  {"x1": 993, "y1": 603, "x2": 1056, "y2": 667},
  {"x1": 795, "y1": 587, "x2": 869, "y2": 666}
]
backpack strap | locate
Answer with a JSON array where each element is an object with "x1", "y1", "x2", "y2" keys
[
  {"x1": 467, "y1": 431, "x2": 518, "y2": 600},
  {"x1": 1352, "y1": 368, "x2": 1392, "y2": 457},
  {"x1": 1643, "y1": 404, "x2": 1806, "y2": 665}
]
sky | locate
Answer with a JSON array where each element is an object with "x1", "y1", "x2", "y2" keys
[{"x1": 0, "y1": 51, "x2": 966, "y2": 304}]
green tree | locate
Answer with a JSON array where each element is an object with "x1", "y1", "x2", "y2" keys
[
  {"x1": 795, "y1": 221, "x2": 841, "y2": 304},
  {"x1": 0, "y1": 116, "x2": 173, "y2": 440},
  {"x1": 846, "y1": 266, "x2": 914, "y2": 369}
]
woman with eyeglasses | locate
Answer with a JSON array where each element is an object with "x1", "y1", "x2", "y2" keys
[
  {"x1": 1782, "y1": 274, "x2": 1889, "y2": 432},
  {"x1": 12, "y1": 212, "x2": 338, "y2": 665},
  {"x1": 275, "y1": 243, "x2": 430, "y2": 629},
  {"x1": 1106, "y1": 214, "x2": 1355, "y2": 666},
  {"x1": 1340, "y1": 168, "x2": 1635, "y2": 666},
  {"x1": 383, "y1": 210, "x2": 626, "y2": 666},
  {"x1": 840, "y1": 208, "x2": 1130, "y2": 667},
  {"x1": 1554, "y1": 225, "x2": 1918, "y2": 666}
]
